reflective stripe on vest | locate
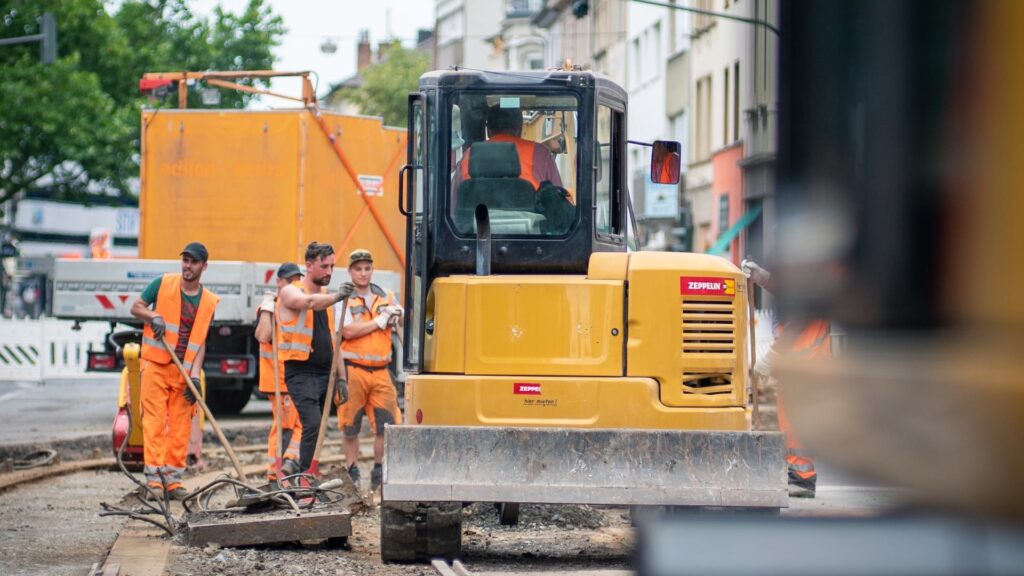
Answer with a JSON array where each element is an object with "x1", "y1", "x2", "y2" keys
[
  {"x1": 278, "y1": 281, "x2": 335, "y2": 363},
  {"x1": 341, "y1": 285, "x2": 394, "y2": 367},
  {"x1": 140, "y1": 273, "x2": 219, "y2": 371}
]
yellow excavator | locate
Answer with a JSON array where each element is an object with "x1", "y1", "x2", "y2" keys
[{"x1": 380, "y1": 68, "x2": 785, "y2": 562}]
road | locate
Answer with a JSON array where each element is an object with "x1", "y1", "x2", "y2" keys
[{"x1": 0, "y1": 377, "x2": 272, "y2": 446}]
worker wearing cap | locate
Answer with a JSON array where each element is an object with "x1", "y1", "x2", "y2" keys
[
  {"x1": 253, "y1": 262, "x2": 305, "y2": 483},
  {"x1": 130, "y1": 242, "x2": 220, "y2": 500},
  {"x1": 338, "y1": 248, "x2": 403, "y2": 491},
  {"x1": 277, "y1": 242, "x2": 354, "y2": 473}
]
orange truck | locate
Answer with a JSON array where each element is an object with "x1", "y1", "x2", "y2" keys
[{"x1": 51, "y1": 72, "x2": 406, "y2": 414}]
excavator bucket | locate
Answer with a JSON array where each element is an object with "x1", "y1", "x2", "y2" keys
[{"x1": 383, "y1": 426, "x2": 788, "y2": 508}]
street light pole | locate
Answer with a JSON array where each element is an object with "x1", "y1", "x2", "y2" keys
[
  {"x1": 628, "y1": 0, "x2": 780, "y2": 37},
  {"x1": 0, "y1": 12, "x2": 58, "y2": 63}
]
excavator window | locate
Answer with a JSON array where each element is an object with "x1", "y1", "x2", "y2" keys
[{"x1": 447, "y1": 92, "x2": 579, "y2": 238}]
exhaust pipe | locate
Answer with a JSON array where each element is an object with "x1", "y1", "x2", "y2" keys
[{"x1": 475, "y1": 204, "x2": 491, "y2": 276}]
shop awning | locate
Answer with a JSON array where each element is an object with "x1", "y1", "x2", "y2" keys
[{"x1": 707, "y1": 204, "x2": 763, "y2": 256}]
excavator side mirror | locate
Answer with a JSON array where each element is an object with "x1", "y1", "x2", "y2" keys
[{"x1": 651, "y1": 140, "x2": 681, "y2": 185}]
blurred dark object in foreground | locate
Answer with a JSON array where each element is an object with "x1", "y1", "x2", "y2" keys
[
  {"x1": 638, "y1": 513, "x2": 1024, "y2": 576},
  {"x1": 775, "y1": 0, "x2": 1024, "y2": 523}
]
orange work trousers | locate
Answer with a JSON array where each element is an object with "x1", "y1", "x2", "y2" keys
[
  {"x1": 141, "y1": 360, "x2": 196, "y2": 491},
  {"x1": 266, "y1": 393, "x2": 303, "y2": 479},
  {"x1": 778, "y1": 394, "x2": 816, "y2": 481},
  {"x1": 338, "y1": 365, "x2": 401, "y2": 439}
]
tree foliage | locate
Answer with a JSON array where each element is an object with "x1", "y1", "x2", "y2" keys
[
  {"x1": 339, "y1": 44, "x2": 430, "y2": 128},
  {"x1": 0, "y1": 0, "x2": 285, "y2": 213}
]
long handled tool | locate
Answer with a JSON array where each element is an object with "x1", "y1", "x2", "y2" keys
[
  {"x1": 270, "y1": 313, "x2": 285, "y2": 479},
  {"x1": 307, "y1": 299, "x2": 349, "y2": 477},
  {"x1": 162, "y1": 339, "x2": 247, "y2": 480},
  {"x1": 746, "y1": 274, "x2": 761, "y2": 431}
]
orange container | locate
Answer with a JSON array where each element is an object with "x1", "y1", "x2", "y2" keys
[{"x1": 139, "y1": 108, "x2": 406, "y2": 274}]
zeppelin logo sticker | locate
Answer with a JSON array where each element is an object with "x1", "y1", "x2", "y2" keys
[
  {"x1": 680, "y1": 277, "x2": 736, "y2": 297},
  {"x1": 514, "y1": 383, "x2": 542, "y2": 395}
]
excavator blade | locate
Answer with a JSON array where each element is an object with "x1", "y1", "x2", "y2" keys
[{"x1": 383, "y1": 426, "x2": 787, "y2": 508}]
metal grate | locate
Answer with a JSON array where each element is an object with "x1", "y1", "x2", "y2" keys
[
  {"x1": 681, "y1": 371, "x2": 734, "y2": 395},
  {"x1": 680, "y1": 299, "x2": 736, "y2": 354}
]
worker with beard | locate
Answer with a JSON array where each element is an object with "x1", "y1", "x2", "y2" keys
[
  {"x1": 130, "y1": 242, "x2": 219, "y2": 500},
  {"x1": 276, "y1": 242, "x2": 354, "y2": 473}
]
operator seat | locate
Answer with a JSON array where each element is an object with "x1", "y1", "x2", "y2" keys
[{"x1": 455, "y1": 141, "x2": 535, "y2": 231}]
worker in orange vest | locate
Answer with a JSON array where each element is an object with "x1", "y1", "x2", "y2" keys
[
  {"x1": 254, "y1": 262, "x2": 306, "y2": 483},
  {"x1": 337, "y1": 249, "x2": 403, "y2": 492},
  {"x1": 276, "y1": 242, "x2": 353, "y2": 473},
  {"x1": 742, "y1": 258, "x2": 830, "y2": 497},
  {"x1": 130, "y1": 242, "x2": 219, "y2": 500},
  {"x1": 451, "y1": 105, "x2": 563, "y2": 195}
]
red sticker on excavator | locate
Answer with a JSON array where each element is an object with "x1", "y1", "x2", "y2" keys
[
  {"x1": 514, "y1": 383, "x2": 542, "y2": 395},
  {"x1": 680, "y1": 277, "x2": 736, "y2": 297}
]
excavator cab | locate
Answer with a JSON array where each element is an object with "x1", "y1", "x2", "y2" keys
[
  {"x1": 401, "y1": 69, "x2": 673, "y2": 366},
  {"x1": 384, "y1": 69, "x2": 782, "y2": 563}
]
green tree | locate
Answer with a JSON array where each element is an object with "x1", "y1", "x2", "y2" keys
[
  {"x1": 0, "y1": 0, "x2": 285, "y2": 215},
  {"x1": 339, "y1": 44, "x2": 430, "y2": 127}
]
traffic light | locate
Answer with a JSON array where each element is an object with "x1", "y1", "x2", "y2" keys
[{"x1": 572, "y1": 0, "x2": 589, "y2": 18}]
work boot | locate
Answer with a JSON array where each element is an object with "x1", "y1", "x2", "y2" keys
[
  {"x1": 370, "y1": 464, "x2": 383, "y2": 492},
  {"x1": 347, "y1": 463, "x2": 361, "y2": 487},
  {"x1": 167, "y1": 487, "x2": 190, "y2": 501},
  {"x1": 280, "y1": 458, "x2": 300, "y2": 477},
  {"x1": 138, "y1": 485, "x2": 162, "y2": 502},
  {"x1": 788, "y1": 470, "x2": 816, "y2": 498}
]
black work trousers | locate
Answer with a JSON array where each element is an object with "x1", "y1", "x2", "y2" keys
[{"x1": 286, "y1": 369, "x2": 330, "y2": 472}]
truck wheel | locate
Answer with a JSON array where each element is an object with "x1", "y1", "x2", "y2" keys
[
  {"x1": 380, "y1": 501, "x2": 461, "y2": 563},
  {"x1": 204, "y1": 379, "x2": 253, "y2": 415},
  {"x1": 498, "y1": 502, "x2": 520, "y2": 526}
]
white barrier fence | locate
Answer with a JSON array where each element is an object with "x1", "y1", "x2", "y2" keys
[{"x1": 0, "y1": 318, "x2": 110, "y2": 382}]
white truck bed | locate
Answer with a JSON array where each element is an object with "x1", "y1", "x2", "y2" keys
[{"x1": 51, "y1": 259, "x2": 402, "y2": 324}]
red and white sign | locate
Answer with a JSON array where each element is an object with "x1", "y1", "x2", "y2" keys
[
  {"x1": 513, "y1": 383, "x2": 542, "y2": 395},
  {"x1": 679, "y1": 276, "x2": 736, "y2": 297}
]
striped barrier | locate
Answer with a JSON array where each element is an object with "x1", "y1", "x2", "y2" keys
[{"x1": 0, "y1": 318, "x2": 109, "y2": 382}]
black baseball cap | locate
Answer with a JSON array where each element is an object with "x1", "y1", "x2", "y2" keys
[
  {"x1": 276, "y1": 262, "x2": 304, "y2": 279},
  {"x1": 180, "y1": 242, "x2": 209, "y2": 262}
]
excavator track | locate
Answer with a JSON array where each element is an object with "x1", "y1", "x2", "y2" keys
[{"x1": 380, "y1": 500, "x2": 462, "y2": 563}]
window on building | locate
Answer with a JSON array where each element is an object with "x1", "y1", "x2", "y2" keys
[
  {"x1": 734, "y1": 61, "x2": 741, "y2": 142},
  {"x1": 724, "y1": 66, "x2": 730, "y2": 145},
  {"x1": 652, "y1": 22, "x2": 662, "y2": 80},
  {"x1": 694, "y1": 0, "x2": 716, "y2": 33},
  {"x1": 694, "y1": 75, "x2": 712, "y2": 161},
  {"x1": 632, "y1": 37, "x2": 641, "y2": 89},
  {"x1": 719, "y1": 193, "x2": 730, "y2": 233}
]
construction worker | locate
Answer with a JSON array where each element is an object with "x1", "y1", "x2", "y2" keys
[
  {"x1": 277, "y1": 242, "x2": 354, "y2": 473},
  {"x1": 338, "y1": 249, "x2": 403, "y2": 492},
  {"x1": 130, "y1": 242, "x2": 219, "y2": 500},
  {"x1": 254, "y1": 262, "x2": 305, "y2": 483},
  {"x1": 452, "y1": 105, "x2": 563, "y2": 193},
  {"x1": 742, "y1": 258, "x2": 829, "y2": 497}
]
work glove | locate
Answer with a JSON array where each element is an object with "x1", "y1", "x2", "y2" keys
[
  {"x1": 184, "y1": 377, "x2": 200, "y2": 405},
  {"x1": 334, "y1": 381, "x2": 349, "y2": 406},
  {"x1": 374, "y1": 311, "x2": 392, "y2": 330},
  {"x1": 336, "y1": 282, "x2": 356, "y2": 302},
  {"x1": 151, "y1": 315, "x2": 166, "y2": 339},
  {"x1": 752, "y1": 347, "x2": 780, "y2": 381},
  {"x1": 259, "y1": 293, "x2": 276, "y2": 313},
  {"x1": 382, "y1": 305, "x2": 403, "y2": 326},
  {"x1": 740, "y1": 259, "x2": 772, "y2": 288}
]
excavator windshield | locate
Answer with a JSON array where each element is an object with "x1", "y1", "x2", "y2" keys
[{"x1": 446, "y1": 91, "x2": 579, "y2": 237}]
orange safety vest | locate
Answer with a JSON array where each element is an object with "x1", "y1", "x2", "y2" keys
[
  {"x1": 141, "y1": 273, "x2": 219, "y2": 373},
  {"x1": 341, "y1": 284, "x2": 396, "y2": 368},
  {"x1": 459, "y1": 134, "x2": 541, "y2": 190},
  {"x1": 256, "y1": 306, "x2": 287, "y2": 394},
  {"x1": 277, "y1": 281, "x2": 336, "y2": 363},
  {"x1": 786, "y1": 320, "x2": 832, "y2": 359}
]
